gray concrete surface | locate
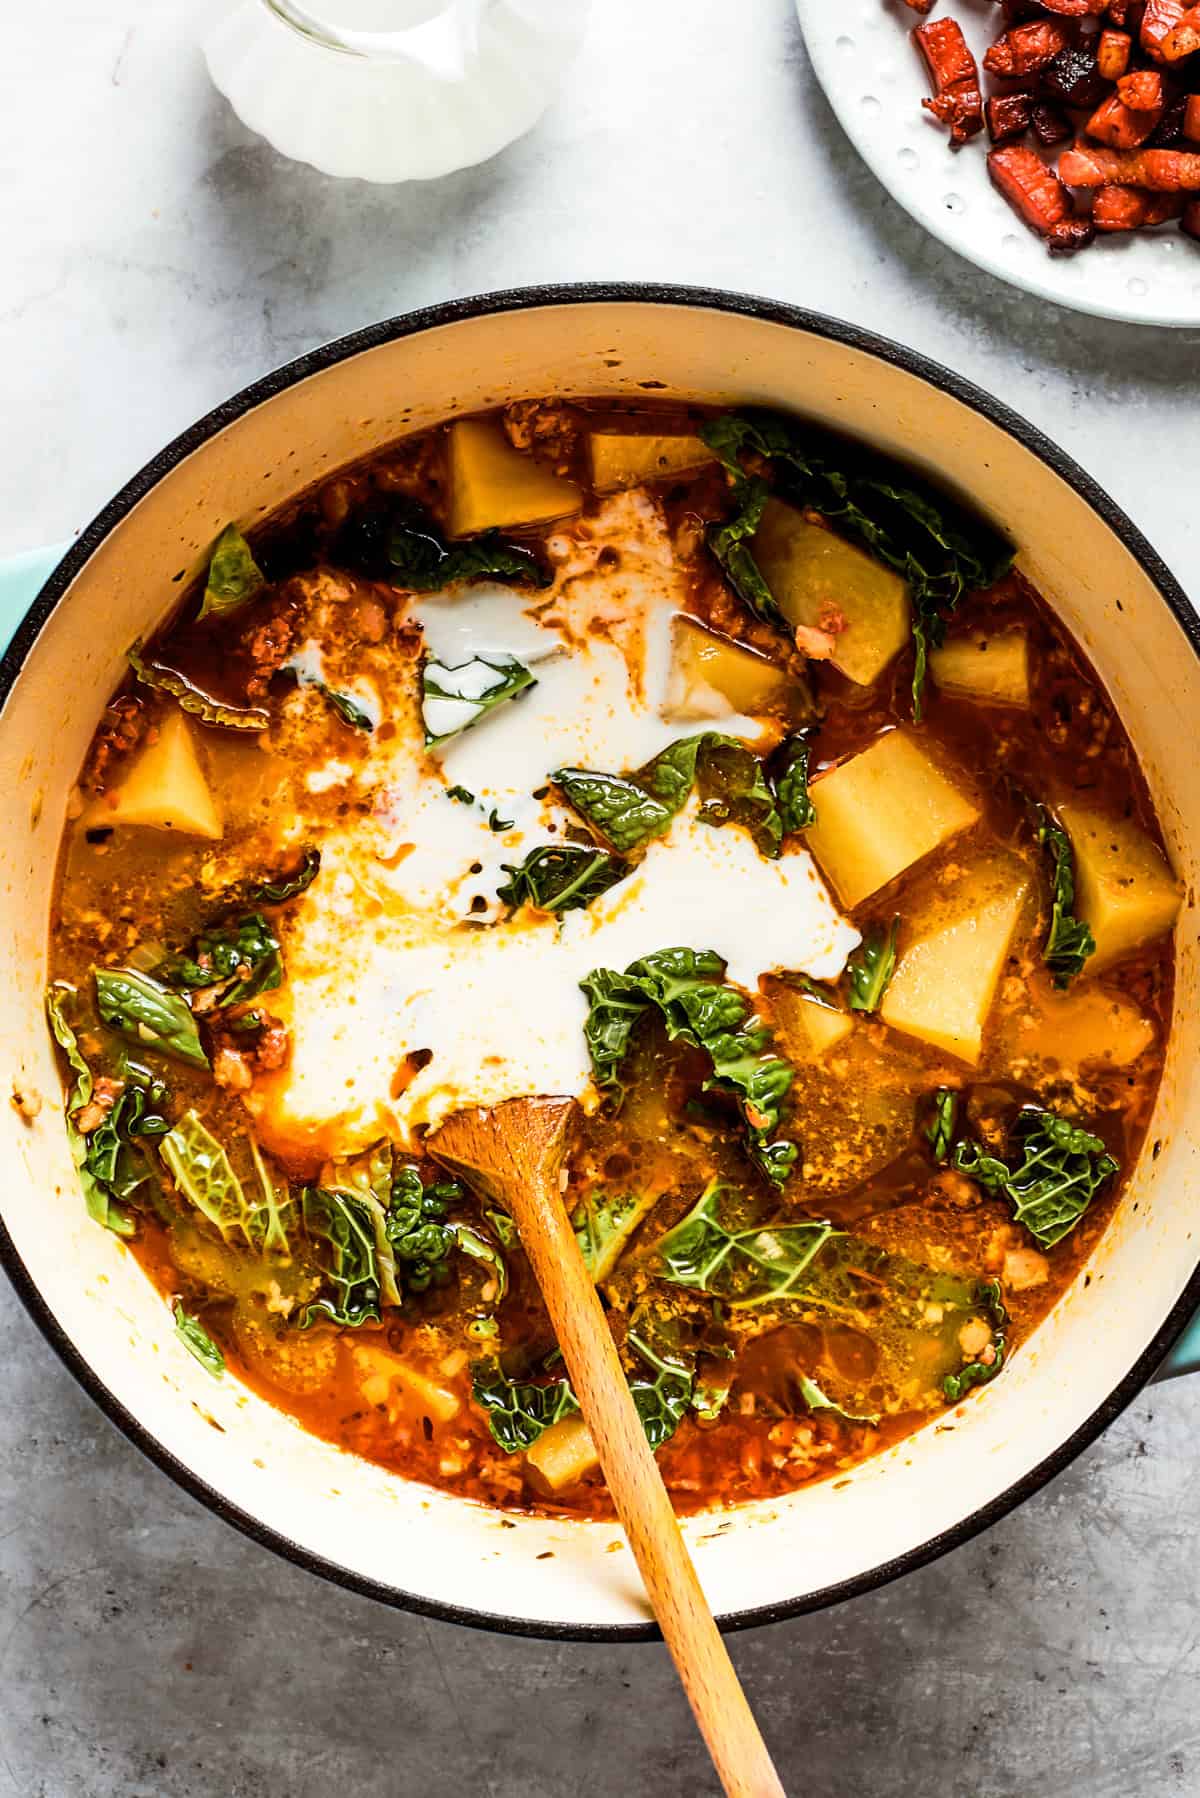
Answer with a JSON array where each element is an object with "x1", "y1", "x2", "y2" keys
[{"x1": 3, "y1": 3, "x2": 1200, "y2": 1793}]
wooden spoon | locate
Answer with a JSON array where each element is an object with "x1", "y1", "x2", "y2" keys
[{"x1": 429, "y1": 1094, "x2": 785, "y2": 1798}]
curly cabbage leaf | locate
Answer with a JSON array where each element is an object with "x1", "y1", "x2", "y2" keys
[
  {"x1": 46, "y1": 985, "x2": 168, "y2": 1237},
  {"x1": 580, "y1": 947, "x2": 797, "y2": 1185},
  {"x1": 299, "y1": 1186, "x2": 382, "y2": 1329},
  {"x1": 654, "y1": 1180, "x2": 834, "y2": 1306},
  {"x1": 953, "y1": 1108, "x2": 1117, "y2": 1249}
]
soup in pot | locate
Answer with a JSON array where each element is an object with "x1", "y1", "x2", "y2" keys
[{"x1": 45, "y1": 399, "x2": 1181, "y2": 1516}]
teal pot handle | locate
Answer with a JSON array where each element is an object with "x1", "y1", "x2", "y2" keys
[{"x1": 3, "y1": 543, "x2": 1196, "y2": 1377}]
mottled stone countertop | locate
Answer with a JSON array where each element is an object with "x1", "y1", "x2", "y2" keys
[{"x1": 3, "y1": 4, "x2": 1199, "y2": 1794}]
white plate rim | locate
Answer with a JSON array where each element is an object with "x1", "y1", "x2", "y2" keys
[{"x1": 796, "y1": 0, "x2": 1200, "y2": 330}]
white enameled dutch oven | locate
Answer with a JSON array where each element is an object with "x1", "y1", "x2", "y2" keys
[{"x1": 2, "y1": 285, "x2": 1198, "y2": 1640}]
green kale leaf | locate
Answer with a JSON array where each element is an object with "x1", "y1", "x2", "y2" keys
[
  {"x1": 1034, "y1": 804, "x2": 1095, "y2": 989},
  {"x1": 580, "y1": 947, "x2": 798, "y2": 1184},
  {"x1": 126, "y1": 642, "x2": 269, "y2": 733},
  {"x1": 846, "y1": 917, "x2": 900, "y2": 1014},
  {"x1": 700, "y1": 411, "x2": 1014, "y2": 718},
  {"x1": 925, "y1": 1088, "x2": 959, "y2": 1163},
  {"x1": 173, "y1": 1301, "x2": 226, "y2": 1378},
  {"x1": 695, "y1": 737, "x2": 783, "y2": 857},
  {"x1": 496, "y1": 844, "x2": 631, "y2": 914},
  {"x1": 552, "y1": 766, "x2": 678, "y2": 854},
  {"x1": 953, "y1": 1108, "x2": 1118, "y2": 1249},
  {"x1": 198, "y1": 524, "x2": 265, "y2": 621},
  {"x1": 421, "y1": 653, "x2": 535, "y2": 746},
  {"x1": 772, "y1": 733, "x2": 817, "y2": 832},
  {"x1": 280, "y1": 664, "x2": 374, "y2": 732},
  {"x1": 653, "y1": 1179, "x2": 834, "y2": 1305},
  {"x1": 158, "y1": 912, "x2": 282, "y2": 1005},
  {"x1": 94, "y1": 966, "x2": 209, "y2": 1068},
  {"x1": 236, "y1": 846, "x2": 321, "y2": 906},
  {"x1": 555, "y1": 731, "x2": 811, "y2": 862},
  {"x1": 384, "y1": 502, "x2": 551, "y2": 592}
]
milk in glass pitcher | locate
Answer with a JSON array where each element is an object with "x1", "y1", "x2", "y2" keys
[{"x1": 205, "y1": 0, "x2": 590, "y2": 182}]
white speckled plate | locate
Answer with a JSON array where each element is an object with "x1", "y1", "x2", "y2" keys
[{"x1": 796, "y1": 0, "x2": 1200, "y2": 328}]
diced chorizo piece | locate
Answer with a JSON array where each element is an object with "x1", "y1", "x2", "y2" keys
[
  {"x1": 915, "y1": 22, "x2": 986, "y2": 144},
  {"x1": 1087, "y1": 92, "x2": 1164, "y2": 144},
  {"x1": 1035, "y1": 0, "x2": 1107, "y2": 10},
  {"x1": 1042, "y1": 44, "x2": 1108, "y2": 106},
  {"x1": 1185, "y1": 95, "x2": 1200, "y2": 140},
  {"x1": 1117, "y1": 68, "x2": 1165, "y2": 106},
  {"x1": 1097, "y1": 26, "x2": 1133, "y2": 75},
  {"x1": 987, "y1": 91, "x2": 1035, "y2": 142},
  {"x1": 903, "y1": 0, "x2": 937, "y2": 13},
  {"x1": 988, "y1": 143, "x2": 1095, "y2": 250},
  {"x1": 1108, "y1": 0, "x2": 1133, "y2": 19},
  {"x1": 984, "y1": 19, "x2": 1071, "y2": 75},
  {"x1": 1031, "y1": 101, "x2": 1073, "y2": 144},
  {"x1": 1163, "y1": 3, "x2": 1200, "y2": 54},
  {"x1": 924, "y1": 80, "x2": 986, "y2": 143},
  {"x1": 1141, "y1": 0, "x2": 1187, "y2": 58},
  {"x1": 1182, "y1": 197, "x2": 1200, "y2": 234},
  {"x1": 989, "y1": 144, "x2": 1071, "y2": 226},
  {"x1": 1093, "y1": 182, "x2": 1154, "y2": 226},
  {"x1": 913, "y1": 17, "x2": 976, "y2": 87},
  {"x1": 1060, "y1": 142, "x2": 1200, "y2": 185},
  {"x1": 82, "y1": 696, "x2": 146, "y2": 793}
]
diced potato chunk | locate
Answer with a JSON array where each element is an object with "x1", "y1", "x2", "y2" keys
[
  {"x1": 752, "y1": 498, "x2": 910, "y2": 687},
  {"x1": 1001, "y1": 981, "x2": 1156, "y2": 1072},
  {"x1": 664, "y1": 614, "x2": 789, "y2": 722},
  {"x1": 524, "y1": 1414, "x2": 600, "y2": 1495},
  {"x1": 880, "y1": 862, "x2": 1030, "y2": 1064},
  {"x1": 91, "y1": 706, "x2": 223, "y2": 839},
  {"x1": 447, "y1": 418, "x2": 582, "y2": 537},
  {"x1": 929, "y1": 631, "x2": 1030, "y2": 707},
  {"x1": 768, "y1": 983, "x2": 854, "y2": 1059},
  {"x1": 589, "y1": 432, "x2": 714, "y2": 493},
  {"x1": 351, "y1": 1342, "x2": 461, "y2": 1424},
  {"x1": 807, "y1": 730, "x2": 979, "y2": 909},
  {"x1": 1058, "y1": 803, "x2": 1182, "y2": 972}
]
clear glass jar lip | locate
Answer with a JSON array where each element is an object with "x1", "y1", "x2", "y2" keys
[{"x1": 261, "y1": 0, "x2": 478, "y2": 62}]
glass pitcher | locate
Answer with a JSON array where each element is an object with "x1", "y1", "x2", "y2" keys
[{"x1": 205, "y1": 0, "x2": 590, "y2": 182}]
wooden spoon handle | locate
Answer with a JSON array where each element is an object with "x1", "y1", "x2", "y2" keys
[{"x1": 509, "y1": 1165, "x2": 786, "y2": 1798}]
